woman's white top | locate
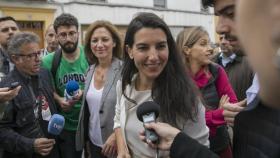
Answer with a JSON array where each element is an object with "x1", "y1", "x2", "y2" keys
[
  {"x1": 114, "y1": 74, "x2": 210, "y2": 158},
  {"x1": 86, "y1": 73, "x2": 104, "y2": 147}
]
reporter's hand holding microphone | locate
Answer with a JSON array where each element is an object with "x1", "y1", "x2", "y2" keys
[
  {"x1": 136, "y1": 101, "x2": 179, "y2": 151},
  {"x1": 34, "y1": 114, "x2": 65, "y2": 156},
  {"x1": 137, "y1": 103, "x2": 219, "y2": 158},
  {"x1": 56, "y1": 80, "x2": 83, "y2": 112},
  {"x1": 139, "y1": 122, "x2": 180, "y2": 151},
  {"x1": 33, "y1": 138, "x2": 56, "y2": 156},
  {"x1": 136, "y1": 101, "x2": 162, "y2": 157}
]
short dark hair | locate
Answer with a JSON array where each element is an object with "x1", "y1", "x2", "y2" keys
[
  {"x1": 201, "y1": 0, "x2": 214, "y2": 9},
  {"x1": 53, "y1": 13, "x2": 79, "y2": 33},
  {"x1": 122, "y1": 12, "x2": 199, "y2": 128},
  {"x1": 0, "y1": 16, "x2": 17, "y2": 25}
]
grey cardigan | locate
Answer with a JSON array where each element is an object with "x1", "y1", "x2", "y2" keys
[{"x1": 76, "y1": 58, "x2": 122, "y2": 151}]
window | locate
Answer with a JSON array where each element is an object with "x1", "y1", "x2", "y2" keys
[
  {"x1": 87, "y1": 0, "x2": 106, "y2": 2},
  {"x1": 201, "y1": 1, "x2": 209, "y2": 13},
  {"x1": 13, "y1": 0, "x2": 47, "y2": 1},
  {"x1": 154, "y1": 0, "x2": 166, "y2": 8}
]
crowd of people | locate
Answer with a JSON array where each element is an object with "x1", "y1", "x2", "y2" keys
[{"x1": 0, "y1": 0, "x2": 279, "y2": 157}]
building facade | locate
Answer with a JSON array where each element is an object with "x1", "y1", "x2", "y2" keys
[{"x1": 0, "y1": 0, "x2": 215, "y2": 48}]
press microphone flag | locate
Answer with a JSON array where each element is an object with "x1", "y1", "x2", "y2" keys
[
  {"x1": 48, "y1": 114, "x2": 65, "y2": 136},
  {"x1": 65, "y1": 80, "x2": 79, "y2": 101},
  {"x1": 136, "y1": 101, "x2": 160, "y2": 143}
]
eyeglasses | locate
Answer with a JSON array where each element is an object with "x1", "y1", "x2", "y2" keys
[
  {"x1": 17, "y1": 51, "x2": 41, "y2": 60},
  {"x1": 58, "y1": 31, "x2": 77, "y2": 40}
]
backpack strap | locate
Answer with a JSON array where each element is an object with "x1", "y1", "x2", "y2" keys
[{"x1": 51, "y1": 48, "x2": 62, "y2": 89}]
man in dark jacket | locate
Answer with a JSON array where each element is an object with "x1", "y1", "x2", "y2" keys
[
  {"x1": 140, "y1": 122, "x2": 219, "y2": 158},
  {"x1": 0, "y1": 32, "x2": 60, "y2": 158},
  {"x1": 0, "y1": 16, "x2": 19, "y2": 81},
  {"x1": 203, "y1": 0, "x2": 280, "y2": 157},
  {"x1": 212, "y1": 35, "x2": 253, "y2": 101},
  {"x1": 0, "y1": 16, "x2": 21, "y2": 105}
]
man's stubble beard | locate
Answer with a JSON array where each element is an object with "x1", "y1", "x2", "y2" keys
[{"x1": 59, "y1": 40, "x2": 78, "y2": 54}]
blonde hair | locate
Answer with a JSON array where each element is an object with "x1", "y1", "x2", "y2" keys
[{"x1": 176, "y1": 26, "x2": 209, "y2": 65}]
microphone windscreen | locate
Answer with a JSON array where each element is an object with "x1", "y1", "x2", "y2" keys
[
  {"x1": 136, "y1": 101, "x2": 160, "y2": 122},
  {"x1": 48, "y1": 114, "x2": 65, "y2": 135},
  {"x1": 66, "y1": 80, "x2": 79, "y2": 95}
]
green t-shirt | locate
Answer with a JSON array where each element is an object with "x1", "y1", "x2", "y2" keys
[{"x1": 42, "y1": 46, "x2": 89, "y2": 131}]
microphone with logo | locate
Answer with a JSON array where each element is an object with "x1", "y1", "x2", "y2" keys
[
  {"x1": 48, "y1": 114, "x2": 65, "y2": 138},
  {"x1": 64, "y1": 80, "x2": 80, "y2": 102},
  {"x1": 136, "y1": 101, "x2": 160, "y2": 144}
]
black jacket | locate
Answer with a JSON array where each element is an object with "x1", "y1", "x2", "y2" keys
[
  {"x1": 0, "y1": 48, "x2": 13, "y2": 82},
  {"x1": 233, "y1": 96, "x2": 280, "y2": 158},
  {"x1": 0, "y1": 68, "x2": 59, "y2": 158},
  {"x1": 169, "y1": 96, "x2": 280, "y2": 158},
  {"x1": 170, "y1": 132, "x2": 219, "y2": 158},
  {"x1": 213, "y1": 54, "x2": 254, "y2": 100}
]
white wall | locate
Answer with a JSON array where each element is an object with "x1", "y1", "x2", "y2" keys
[
  {"x1": 52, "y1": 0, "x2": 70, "y2": 3},
  {"x1": 167, "y1": 0, "x2": 201, "y2": 12},
  {"x1": 0, "y1": 0, "x2": 215, "y2": 41},
  {"x1": 62, "y1": 3, "x2": 215, "y2": 41},
  {"x1": 108, "y1": 0, "x2": 153, "y2": 7}
]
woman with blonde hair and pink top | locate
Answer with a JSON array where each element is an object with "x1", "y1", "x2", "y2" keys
[{"x1": 176, "y1": 26, "x2": 238, "y2": 158}]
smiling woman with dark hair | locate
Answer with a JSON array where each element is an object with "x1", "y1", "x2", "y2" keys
[{"x1": 113, "y1": 12, "x2": 209, "y2": 158}]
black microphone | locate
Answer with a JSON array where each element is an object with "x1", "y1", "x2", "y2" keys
[{"x1": 136, "y1": 101, "x2": 160, "y2": 143}]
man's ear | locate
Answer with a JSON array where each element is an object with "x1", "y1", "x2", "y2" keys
[
  {"x1": 126, "y1": 45, "x2": 133, "y2": 59},
  {"x1": 183, "y1": 46, "x2": 191, "y2": 56},
  {"x1": 10, "y1": 55, "x2": 21, "y2": 64}
]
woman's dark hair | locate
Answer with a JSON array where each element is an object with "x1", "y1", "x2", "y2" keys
[
  {"x1": 84, "y1": 20, "x2": 122, "y2": 65},
  {"x1": 122, "y1": 12, "x2": 199, "y2": 128}
]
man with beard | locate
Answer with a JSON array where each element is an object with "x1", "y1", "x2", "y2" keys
[
  {"x1": 201, "y1": 0, "x2": 253, "y2": 128},
  {"x1": 42, "y1": 13, "x2": 88, "y2": 158},
  {"x1": 40, "y1": 24, "x2": 59, "y2": 57}
]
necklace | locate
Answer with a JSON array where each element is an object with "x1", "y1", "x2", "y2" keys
[{"x1": 94, "y1": 66, "x2": 109, "y2": 88}]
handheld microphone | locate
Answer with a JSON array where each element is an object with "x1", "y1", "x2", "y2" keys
[
  {"x1": 136, "y1": 101, "x2": 160, "y2": 143},
  {"x1": 48, "y1": 114, "x2": 65, "y2": 136},
  {"x1": 64, "y1": 80, "x2": 79, "y2": 102}
]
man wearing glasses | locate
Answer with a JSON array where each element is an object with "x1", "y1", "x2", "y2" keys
[
  {"x1": 42, "y1": 13, "x2": 88, "y2": 158},
  {"x1": 0, "y1": 32, "x2": 60, "y2": 158}
]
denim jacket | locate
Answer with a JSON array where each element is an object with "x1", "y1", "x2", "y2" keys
[{"x1": 0, "y1": 68, "x2": 58, "y2": 158}]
